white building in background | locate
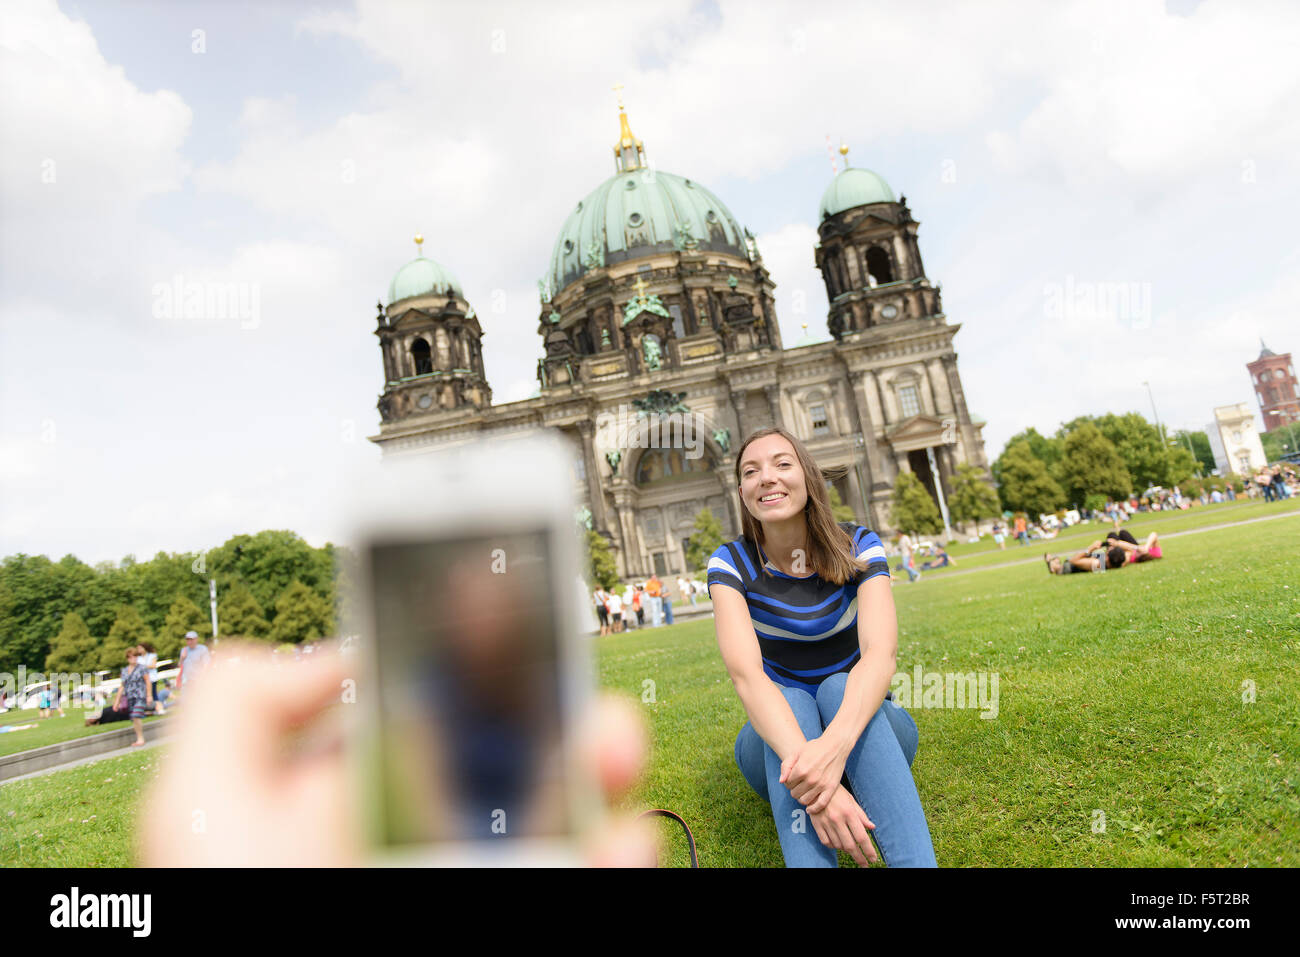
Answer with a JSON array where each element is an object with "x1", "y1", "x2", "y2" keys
[{"x1": 1206, "y1": 403, "x2": 1267, "y2": 476}]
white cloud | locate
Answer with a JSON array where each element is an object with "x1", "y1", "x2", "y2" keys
[{"x1": 3, "y1": 0, "x2": 1300, "y2": 564}]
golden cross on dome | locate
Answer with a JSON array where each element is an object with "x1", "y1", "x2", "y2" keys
[
  {"x1": 632, "y1": 276, "x2": 648, "y2": 299},
  {"x1": 612, "y1": 82, "x2": 625, "y2": 110},
  {"x1": 414, "y1": 233, "x2": 424, "y2": 255}
]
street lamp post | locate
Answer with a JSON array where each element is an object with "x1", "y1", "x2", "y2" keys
[{"x1": 1142, "y1": 381, "x2": 1167, "y2": 446}]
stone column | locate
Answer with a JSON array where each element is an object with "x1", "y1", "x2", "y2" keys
[
  {"x1": 611, "y1": 487, "x2": 642, "y2": 579},
  {"x1": 763, "y1": 384, "x2": 785, "y2": 429},
  {"x1": 715, "y1": 467, "x2": 743, "y2": 538},
  {"x1": 926, "y1": 357, "x2": 954, "y2": 417},
  {"x1": 730, "y1": 389, "x2": 748, "y2": 439},
  {"x1": 576, "y1": 420, "x2": 609, "y2": 531},
  {"x1": 849, "y1": 371, "x2": 888, "y2": 493}
]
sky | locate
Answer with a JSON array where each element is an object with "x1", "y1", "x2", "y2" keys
[{"x1": 2, "y1": 0, "x2": 1298, "y2": 565}]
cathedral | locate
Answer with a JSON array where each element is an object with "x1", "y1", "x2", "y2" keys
[{"x1": 368, "y1": 105, "x2": 989, "y2": 580}]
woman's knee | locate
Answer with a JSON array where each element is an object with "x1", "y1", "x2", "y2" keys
[
  {"x1": 814, "y1": 672, "x2": 848, "y2": 723},
  {"x1": 777, "y1": 685, "x2": 823, "y2": 736}
]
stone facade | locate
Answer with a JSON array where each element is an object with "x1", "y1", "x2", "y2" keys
[{"x1": 368, "y1": 118, "x2": 989, "y2": 580}]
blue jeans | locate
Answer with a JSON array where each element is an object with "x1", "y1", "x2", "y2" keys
[{"x1": 733, "y1": 672, "x2": 938, "y2": 867}]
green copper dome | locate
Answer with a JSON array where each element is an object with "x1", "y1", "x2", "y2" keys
[
  {"x1": 819, "y1": 166, "x2": 896, "y2": 219},
  {"x1": 549, "y1": 169, "x2": 747, "y2": 296},
  {"x1": 387, "y1": 255, "x2": 463, "y2": 306}
]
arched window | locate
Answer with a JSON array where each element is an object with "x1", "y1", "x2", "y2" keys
[
  {"x1": 866, "y1": 247, "x2": 894, "y2": 285},
  {"x1": 411, "y1": 337, "x2": 432, "y2": 376},
  {"x1": 635, "y1": 425, "x2": 718, "y2": 487}
]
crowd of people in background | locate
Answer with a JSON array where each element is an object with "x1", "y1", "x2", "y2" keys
[{"x1": 592, "y1": 572, "x2": 708, "y2": 636}]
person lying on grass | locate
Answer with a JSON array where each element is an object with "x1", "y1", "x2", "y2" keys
[
  {"x1": 707, "y1": 426, "x2": 937, "y2": 867},
  {"x1": 1043, "y1": 539, "x2": 1126, "y2": 575},
  {"x1": 1105, "y1": 530, "x2": 1164, "y2": 565}
]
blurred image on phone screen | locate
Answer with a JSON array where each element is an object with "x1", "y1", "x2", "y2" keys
[{"x1": 365, "y1": 527, "x2": 571, "y2": 847}]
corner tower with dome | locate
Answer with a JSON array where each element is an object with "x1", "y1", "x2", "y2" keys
[{"x1": 369, "y1": 112, "x2": 989, "y2": 580}]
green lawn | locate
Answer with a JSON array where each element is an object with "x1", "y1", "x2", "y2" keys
[
  {"x1": 0, "y1": 748, "x2": 154, "y2": 866},
  {"x1": 917, "y1": 497, "x2": 1300, "y2": 575},
  {"x1": 0, "y1": 709, "x2": 166, "y2": 758},
  {"x1": 612, "y1": 511, "x2": 1300, "y2": 866},
  {"x1": 2, "y1": 509, "x2": 1296, "y2": 867}
]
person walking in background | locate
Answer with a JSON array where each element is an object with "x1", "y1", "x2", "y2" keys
[
  {"x1": 663, "y1": 582, "x2": 674, "y2": 626},
  {"x1": 991, "y1": 522, "x2": 1006, "y2": 550},
  {"x1": 1014, "y1": 514, "x2": 1029, "y2": 545},
  {"x1": 593, "y1": 587, "x2": 611, "y2": 637},
  {"x1": 897, "y1": 533, "x2": 920, "y2": 583},
  {"x1": 138, "y1": 641, "x2": 159, "y2": 702},
  {"x1": 605, "y1": 588, "x2": 624, "y2": 634},
  {"x1": 177, "y1": 630, "x2": 212, "y2": 695},
  {"x1": 621, "y1": 583, "x2": 638, "y2": 631},
  {"x1": 633, "y1": 585, "x2": 645, "y2": 628},
  {"x1": 1272, "y1": 466, "x2": 1290, "y2": 500},
  {"x1": 114, "y1": 647, "x2": 154, "y2": 747},
  {"x1": 678, "y1": 575, "x2": 696, "y2": 606},
  {"x1": 646, "y1": 573, "x2": 664, "y2": 627}
]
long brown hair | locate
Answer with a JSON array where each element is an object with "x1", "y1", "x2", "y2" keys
[{"x1": 733, "y1": 426, "x2": 870, "y2": 586}]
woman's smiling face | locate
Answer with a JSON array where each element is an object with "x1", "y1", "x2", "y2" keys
[{"x1": 738, "y1": 433, "x2": 807, "y2": 522}]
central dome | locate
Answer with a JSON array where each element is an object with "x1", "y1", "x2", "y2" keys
[{"x1": 548, "y1": 168, "x2": 748, "y2": 296}]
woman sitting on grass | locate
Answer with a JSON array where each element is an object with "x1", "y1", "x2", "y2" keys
[{"x1": 707, "y1": 426, "x2": 937, "y2": 867}]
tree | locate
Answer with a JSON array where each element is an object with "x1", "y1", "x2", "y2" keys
[
  {"x1": 685, "y1": 508, "x2": 726, "y2": 572},
  {"x1": 1061, "y1": 412, "x2": 1195, "y2": 489},
  {"x1": 890, "y1": 471, "x2": 942, "y2": 536},
  {"x1": 827, "y1": 485, "x2": 856, "y2": 523},
  {"x1": 993, "y1": 427, "x2": 1060, "y2": 487},
  {"x1": 210, "y1": 531, "x2": 334, "y2": 627},
  {"x1": 1174, "y1": 429, "x2": 1216, "y2": 474},
  {"x1": 100, "y1": 605, "x2": 154, "y2": 673},
  {"x1": 45, "y1": 612, "x2": 99, "y2": 675},
  {"x1": 583, "y1": 530, "x2": 620, "y2": 591},
  {"x1": 1053, "y1": 422, "x2": 1132, "y2": 506},
  {"x1": 218, "y1": 582, "x2": 269, "y2": 641},
  {"x1": 948, "y1": 464, "x2": 1001, "y2": 526},
  {"x1": 995, "y1": 441, "x2": 1067, "y2": 516},
  {"x1": 268, "y1": 581, "x2": 334, "y2": 644},
  {"x1": 157, "y1": 594, "x2": 209, "y2": 659}
]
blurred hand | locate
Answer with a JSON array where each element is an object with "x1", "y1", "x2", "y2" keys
[{"x1": 139, "y1": 642, "x2": 656, "y2": 867}]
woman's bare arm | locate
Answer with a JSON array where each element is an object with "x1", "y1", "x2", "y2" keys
[
  {"x1": 819, "y1": 575, "x2": 898, "y2": 760},
  {"x1": 710, "y1": 583, "x2": 809, "y2": 762}
]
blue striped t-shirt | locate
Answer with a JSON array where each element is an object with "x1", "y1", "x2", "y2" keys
[{"x1": 707, "y1": 522, "x2": 890, "y2": 694}]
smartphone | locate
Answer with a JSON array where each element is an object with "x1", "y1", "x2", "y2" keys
[{"x1": 343, "y1": 432, "x2": 599, "y2": 865}]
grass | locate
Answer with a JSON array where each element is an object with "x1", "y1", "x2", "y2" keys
[
  {"x1": 0, "y1": 709, "x2": 165, "y2": 758},
  {"x1": 609, "y1": 511, "x2": 1300, "y2": 867},
  {"x1": 2, "y1": 507, "x2": 1296, "y2": 867},
  {"x1": 0, "y1": 748, "x2": 155, "y2": 866},
  {"x1": 915, "y1": 497, "x2": 1300, "y2": 575}
]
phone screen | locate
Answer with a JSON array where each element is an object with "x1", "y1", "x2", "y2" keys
[{"x1": 364, "y1": 526, "x2": 572, "y2": 847}]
